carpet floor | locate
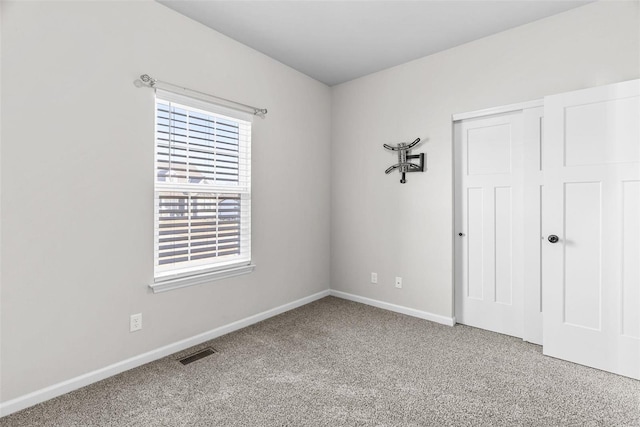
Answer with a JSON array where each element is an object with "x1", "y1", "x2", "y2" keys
[{"x1": 1, "y1": 296, "x2": 639, "y2": 426}]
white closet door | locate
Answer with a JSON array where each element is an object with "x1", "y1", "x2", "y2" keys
[
  {"x1": 454, "y1": 112, "x2": 524, "y2": 338},
  {"x1": 543, "y1": 79, "x2": 640, "y2": 379}
]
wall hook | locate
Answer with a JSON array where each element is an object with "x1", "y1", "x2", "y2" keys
[{"x1": 384, "y1": 138, "x2": 425, "y2": 183}]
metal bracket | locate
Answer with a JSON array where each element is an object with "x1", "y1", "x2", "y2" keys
[{"x1": 384, "y1": 138, "x2": 425, "y2": 183}]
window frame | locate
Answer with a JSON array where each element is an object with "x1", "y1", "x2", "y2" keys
[{"x1": 150, "y1": 89, "x2": 255, "y2": 293}]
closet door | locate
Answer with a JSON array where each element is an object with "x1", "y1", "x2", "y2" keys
[
  {"x1": 543, "y1": 79, "x2": 640, "y2": 379},
  {"x1": 454, "y1": 112, "x2": 524, "y2": 338}
]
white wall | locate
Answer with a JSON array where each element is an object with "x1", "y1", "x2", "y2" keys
[
  {"x1": 330, "y1": 1, "x2": 640, "y2": 318},
  {"x1": 0, "y1": 1, "x2": 331, "y2": 401}
]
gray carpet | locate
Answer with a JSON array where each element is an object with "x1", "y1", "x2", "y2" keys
[{"x1": 1, "y1": 296, "x2": 639, "y2": 426}]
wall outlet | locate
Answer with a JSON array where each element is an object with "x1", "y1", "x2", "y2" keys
[
  {"x1": 371, "y1": 272, "x2": 378, "y2": 284},
  {"x1": 130, "y1": 313, "x2": 142, "y2": 332},
  {"x1": 395, "y1": 277, "x2": 402, "y2": 289}
]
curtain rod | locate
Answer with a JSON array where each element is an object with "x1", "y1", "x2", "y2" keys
[{"x1": 134, "y1": 74, "x2": 268, "y2": 118}]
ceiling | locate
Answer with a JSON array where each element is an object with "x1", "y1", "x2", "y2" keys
[{"x1": 159, "y1": 1, "x2": 593, "y2": 86}]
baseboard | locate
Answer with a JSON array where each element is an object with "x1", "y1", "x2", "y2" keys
[
  {"x1": 0, "y1": 289, "x2": 451, "y2": 417},
  {"x1": 0, "y1": 289, "x2": 330, "y2": 418},
  {"x1": 329, "y1": 290, "x2": 455, "y2": 326}
]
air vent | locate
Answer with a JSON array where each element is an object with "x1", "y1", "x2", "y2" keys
[{"x1": 178, "y1": 347, "x2": 217, "y2": 365}]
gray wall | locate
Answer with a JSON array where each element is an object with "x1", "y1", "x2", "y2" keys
[
  {"x1": 330, "y1": 1, "x2": 640, "y2": 318},
  {"x1": 0, "y1": 1, "x2": 331, "y2": 401}
]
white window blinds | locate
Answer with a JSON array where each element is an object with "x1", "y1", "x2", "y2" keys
[{"x1": 154, "y1": 89, "x2": 252, "y2": 283}]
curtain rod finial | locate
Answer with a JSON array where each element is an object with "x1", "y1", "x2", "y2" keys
[{"x1": 140, "y1": 74, "x2": 157, "y2": 86}]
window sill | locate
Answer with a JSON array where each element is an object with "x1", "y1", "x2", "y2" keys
[{"x1": 149, "y1": 263, "x2": 256, "y2": 293}]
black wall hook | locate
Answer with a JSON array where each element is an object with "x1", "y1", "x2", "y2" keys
[{"x1": 384, "y1": 138, "x2": 425, "y2": 183}]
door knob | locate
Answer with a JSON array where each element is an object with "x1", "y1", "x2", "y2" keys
[
  {"x1": 458, "y1": 232, "x2": 465, "y2": 237},
  {"x1": 548, "y1": 235, "x2": 559, "y2": 243}
]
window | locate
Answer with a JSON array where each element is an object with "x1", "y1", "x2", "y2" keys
[{"x1": 151, "y1": 90, "x2": 253, "y2": 292}]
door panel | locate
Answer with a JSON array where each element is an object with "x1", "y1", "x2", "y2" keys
[
  {"x1": 467, "y1": 124, "x2": 512, "y2": 175},
  {"x1": 466, "y1": 187, "x2": 484, "y2": 299},
  {"x1": 565, "y1": 96, "x2": 639, "y2": 166},
  {"x1": 622, "y1": 181, "x2": 640, "y2": 339},
  {"x1": 455, "y1": 112, "x2": 523, "y2": 338},
  {"x1": 563, "y1": 182, "x2": 602, "y2": 330},
  {"x1": 543, "y1": 79, "x2": 640, "y2": 379},
  {"x1": 495, "y1": 186, "x2": 513, "y2": 304}
]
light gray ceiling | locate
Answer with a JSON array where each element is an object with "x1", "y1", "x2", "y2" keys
[{"x1": 159, "y1": 1, "x2": 593, "y2": 86}]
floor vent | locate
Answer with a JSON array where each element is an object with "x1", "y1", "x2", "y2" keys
[{"x1": 178, "y1": 347, "x2": 217, "y2": 365}]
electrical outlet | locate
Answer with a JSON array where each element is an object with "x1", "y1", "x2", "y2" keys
[
  {"x1": 130, "y1": 313, "x2": 142, "y2": 332},
  {"x1": 371, "y1": 272, "x2": 378, "y2": 284},
  {"x1": 395, "y1": 277, "x2": 402, "y2": 289}
]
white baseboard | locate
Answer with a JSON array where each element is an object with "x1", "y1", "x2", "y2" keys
[
  {"x1": 329, "y1": 290, "x2": 455, "y2": 326},
  {"x1": 0, "y1": 289, "x2": 330, "y2": 418},
  {"x1": 1, "y1": 289, "x2": 453, "y2": 417}
]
